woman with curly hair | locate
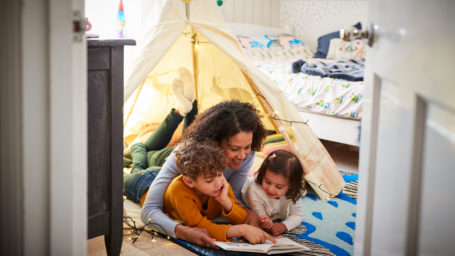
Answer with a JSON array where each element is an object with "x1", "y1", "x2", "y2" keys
[{"x1": 135, "y1": 99, "x2": 268, "y2": 247}]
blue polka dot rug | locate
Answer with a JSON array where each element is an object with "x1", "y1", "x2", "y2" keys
[{"x1": 171, "y1": 171, "x2": 358, "y2": 256}]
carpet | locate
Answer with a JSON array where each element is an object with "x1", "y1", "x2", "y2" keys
[{"x1": 172, "y1": 171, "x2": 358, "y2": 256}]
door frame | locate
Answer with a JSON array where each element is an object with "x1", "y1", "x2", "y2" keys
[{"x1": 1, "y1": 0, "x2": 87, "y2": 255}]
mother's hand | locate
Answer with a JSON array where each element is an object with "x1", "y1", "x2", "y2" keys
[{"x1": 174, "y1": 224, "x2": 218, "y2": 248}]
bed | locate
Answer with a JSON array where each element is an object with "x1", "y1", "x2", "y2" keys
[{"x1": 227, "y1": 22, "x2": 366, "y2": 147}]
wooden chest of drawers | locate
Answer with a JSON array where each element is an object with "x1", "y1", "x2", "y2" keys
[{"x1": 87, "y1": 39, "x2": 135, "y2": 255}]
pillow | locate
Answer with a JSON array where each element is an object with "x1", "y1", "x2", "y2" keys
[
  {"x1": 243, "y1": 43, "x2": 315, "y2": 62},
  {"x1": 278, "y1": 36, "x2": 304, "y2": 48},
  {"x1": 238, "y1": 35, "x2": 277, "y2": 49},
  {"x1": 326, "y1": 38, "x2": 366, "y2": 59},
  {"x1": 239, "y1": 35, "x2": 314, "y2": 61},
  {"x1": 238, "y1": 36, "x2": 255, "y2": 48},
  {"x1": 313, "y1": 22, "x2": 362, "y2": 59},
  {"x1": 239, "y1": 35, "x2": 305, "y2": 49}
]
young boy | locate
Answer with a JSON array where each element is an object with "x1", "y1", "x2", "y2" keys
[{"x1": 163, "y1": 139, "x2": 271, "y2": 243}]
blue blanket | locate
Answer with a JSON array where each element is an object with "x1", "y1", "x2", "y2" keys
[{"x1": 292, "y1": 59, "x2": 364, "y2": 82}]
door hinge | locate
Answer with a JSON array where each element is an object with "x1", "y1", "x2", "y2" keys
[{"x1": 73, "y1": 10, "x2": 85, "y2": 42}]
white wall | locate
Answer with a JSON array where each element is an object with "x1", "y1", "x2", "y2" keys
[
  {"x1": 280, "y1": 0, "x2": 369, "y2": 49},
  {"x1": 220, "y1": 0, "x2": 281, "y2": 27},
  {"x1": 85, "y1": 0, "x2": 147, "y2": 79}
]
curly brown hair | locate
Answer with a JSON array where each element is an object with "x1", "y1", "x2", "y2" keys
[
  {"x1": 181, "y1": 100, "x2": 266, "y2": 152},
  {"x1": 255, "y1": 150, "x2": 305, "y2": 203},
  {"x1": 174, "y1": 138, "x2": 228, "y2": 181}
]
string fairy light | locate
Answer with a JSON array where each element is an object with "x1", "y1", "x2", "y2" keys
[
  {"x1": 122, "y1": 215, "x2": 171, "y2": 244},
  {"x1": 255, "y1": 93, "x2": 309, "y2": 126}
]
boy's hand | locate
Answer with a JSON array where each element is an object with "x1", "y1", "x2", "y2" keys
[
  {"x1": 259, "y1": 215, "x2": 273, "y2": 229},
  {"x1": 215, "y1": 179, "x2": 229, "y2": 202},
  {"x1": 214, "y1": 179, "x2": 232, "y2": 212},
  {"x1": 227, "y1": 224, "x2": 276, "y2": 244},
  {"x1": 269, "y1": 222, "x2": 287, "y2": 236}
]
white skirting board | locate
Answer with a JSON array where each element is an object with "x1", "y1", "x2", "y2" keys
[{"x1": 300, "y1": 111, "x2": 360, "y2": 147}]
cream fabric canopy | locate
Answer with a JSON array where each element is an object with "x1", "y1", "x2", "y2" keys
[{"x1": 123, "y1": 0, "x2": 344, "y2": 200}]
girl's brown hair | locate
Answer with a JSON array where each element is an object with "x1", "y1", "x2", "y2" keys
[{"x1": 255, "y1": 150, "x2": 305, "y2": 203}]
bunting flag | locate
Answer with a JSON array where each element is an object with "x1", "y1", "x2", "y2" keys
[{"x1": 117, "y1": 0, "x2": 125, "y2": 38}]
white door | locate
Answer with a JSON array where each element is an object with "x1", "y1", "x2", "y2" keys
[
  {"x1": 1, "y1": 0, "x2": 87, "y2": 255},
  {"x1": 355, "y1": 1, "x2": 455, "y2": 255}
]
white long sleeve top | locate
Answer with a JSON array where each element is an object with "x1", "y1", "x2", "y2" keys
[{"x1": 241, "y1": 177, "x2": 304, "y2": 231}]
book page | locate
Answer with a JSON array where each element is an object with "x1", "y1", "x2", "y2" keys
[
  {"x1": 215, "y1": 236, "x2": 309, "y2": 254},
  {"x1": 215, "y1": 240, "x2": 273, "y2": 253}
]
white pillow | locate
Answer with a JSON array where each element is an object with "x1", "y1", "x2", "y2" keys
[{"x1": 326, "y1": 38, "x2": 366, "y2": 59}]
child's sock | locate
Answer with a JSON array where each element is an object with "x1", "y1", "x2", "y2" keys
[
  {"x1": 177, "y1": 67, "x2": 195, "y2": 103},
  {"x1": 171, "y1": 78, "x2": 192, "y2": 116}
]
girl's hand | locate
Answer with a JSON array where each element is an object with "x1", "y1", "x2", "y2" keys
[
  {"x1": 269, "y1": 222, "x2": 287, "y2": 236},
  {"x1": 259, "y1": 215, "x2": 273, "y2": 229}
]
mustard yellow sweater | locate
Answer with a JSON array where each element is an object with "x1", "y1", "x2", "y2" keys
[{"x1": 163, "y1": 175, "x2": 247, "y2": 241}]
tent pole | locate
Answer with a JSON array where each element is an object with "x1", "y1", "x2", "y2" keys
[
  {"x1": 250, "y1": 83, "x2": 295, "y2": 151},
  {"x1": 190, "y1": 27, "x2": 199, "y2": 103}
]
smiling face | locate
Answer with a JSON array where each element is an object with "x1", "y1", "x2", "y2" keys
[
  {"x1": 189, "y1": 171, "x2": 226, "y2": 197},
  {"x1": 220, "y1": 131, "x2": 253, "y2": 170},
  {"x1": 261, "y1": 169, "x2": 290, "y2": 199}
]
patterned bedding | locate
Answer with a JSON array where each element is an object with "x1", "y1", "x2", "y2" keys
[
  {"x1": 239, "y1": 45, "x2": 363, "y2": 120},
  {"x1": 254, "y1": 60, "x2": 364, "y2": 119}
]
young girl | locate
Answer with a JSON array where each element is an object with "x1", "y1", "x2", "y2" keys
[{"x1": 241, "y1": 149, "x2": 305, "y2": 236}]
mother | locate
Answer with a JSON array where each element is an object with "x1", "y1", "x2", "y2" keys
[{"x1": 141, "y1": 100, "x2": 269, "y2": 247}]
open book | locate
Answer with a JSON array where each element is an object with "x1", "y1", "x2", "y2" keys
[{"x1": 215, "y1": 236, "x2": 310, "y2": 254}]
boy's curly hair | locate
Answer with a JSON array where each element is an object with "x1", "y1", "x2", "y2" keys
[
  {"x1": 181, "y1": 100, "x2": 266, "y2": 151},
  {"x1": 255, "y1": 150, "x2": 305, "y2": 203},
  {"x1": 174, "y1": 138, "x2": 228, "y2": 181}
]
